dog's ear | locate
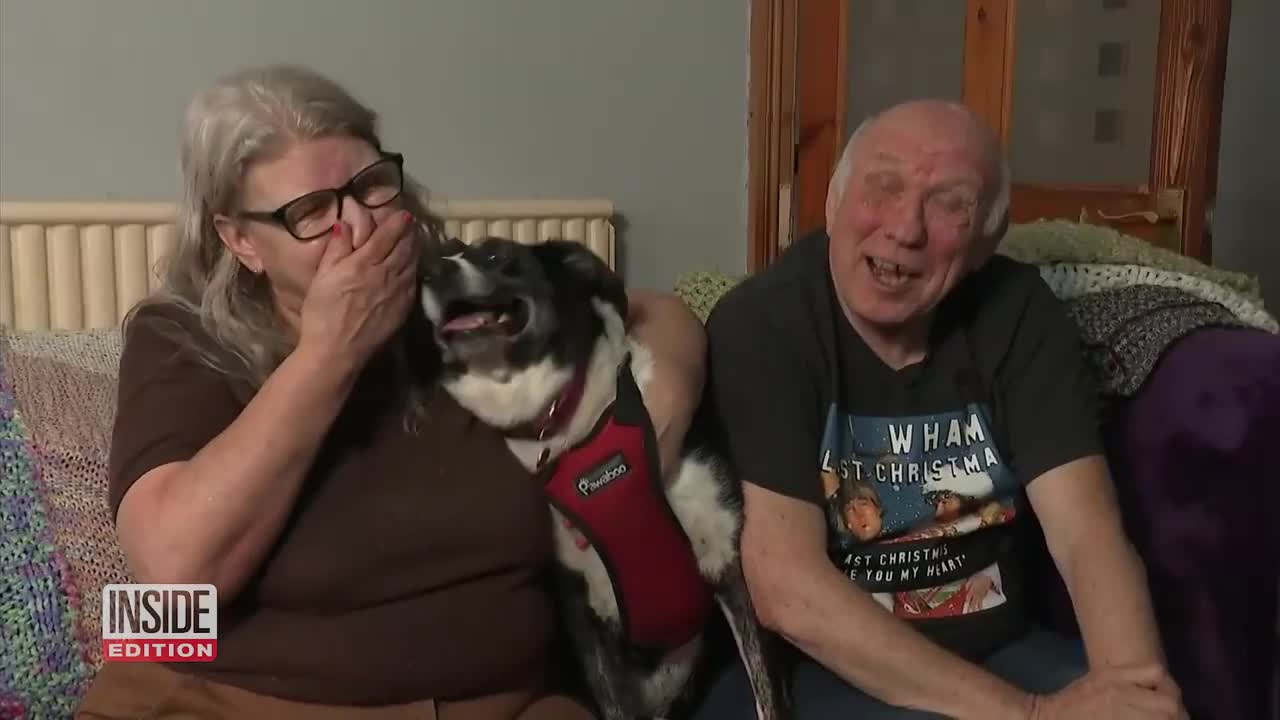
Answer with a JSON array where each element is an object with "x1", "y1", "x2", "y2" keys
[
  {"x1": 435, "y1": 235, "x2": 467, "y2": 259},
  {"x1": 531, "y1": 240, "x2": 627, "y2": 317}
]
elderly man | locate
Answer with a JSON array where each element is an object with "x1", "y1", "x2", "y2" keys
[{"x1": 695, "y1": 100, "x2": 1187, "y2": 719}]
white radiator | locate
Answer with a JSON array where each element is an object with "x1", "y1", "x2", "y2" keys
[{"x1": 0, "y1": 199, "x2": 615, "y2": 332}]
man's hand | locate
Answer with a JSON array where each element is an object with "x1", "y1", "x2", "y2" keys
[{"x1": 1031, "y1": 664, "x2": 1187, "y2": 720}]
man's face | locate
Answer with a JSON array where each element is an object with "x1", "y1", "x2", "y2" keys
[{"x1": 826, "y1": 112, "x2": 994, "y2": 331}]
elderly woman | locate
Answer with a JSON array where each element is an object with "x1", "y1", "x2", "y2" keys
[{"x1": 76, "y1": 64, "x2": 706, "y2": 720}]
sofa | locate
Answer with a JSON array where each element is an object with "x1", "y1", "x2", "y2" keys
[{"x1": 1, "y1": 219, "x2": 1278, "y2": 720}]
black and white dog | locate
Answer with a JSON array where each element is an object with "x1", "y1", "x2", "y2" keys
[{"x1": 408, "y1": 235, "x2": 790, "y2": 720}]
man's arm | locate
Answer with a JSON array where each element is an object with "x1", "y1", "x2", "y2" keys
[
  {"x1": 742, "y1": 482, "x2": 1039, "y2": 720},
  {"x1": 997, "y1": 273, "x2": 1170, "y2": 673},
  {"x1": 996, "y1": 271, "x2": 1185, "y2": 717},
  {"x1": 1025, "y1": 455, "x2": 1168, "y2": 670}
]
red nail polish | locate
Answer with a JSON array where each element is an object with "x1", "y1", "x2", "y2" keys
[
  {"x1": 331, "y1": 223, "x2": 341, "y2": 235},
  {"x1": 402, "y1": 211, "x2": 413, "y2": 223}
]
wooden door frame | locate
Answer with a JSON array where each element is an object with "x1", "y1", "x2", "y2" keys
[
  {"x1": 1149, "y1": 0, "x2": 1232, "y2": 260},
  {"x1": 746, "y1": 0, "x2": 794, "y2": 273},
  {"x1": 748, "y1": 0, "x2": 1233, "y2": 268},
  {"x1": 746, "y1": 0, "x2": 844, "y2": 273}
]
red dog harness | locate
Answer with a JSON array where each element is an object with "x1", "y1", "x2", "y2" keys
[{"x1": 539, "y1": 357, "x2": 714, "y2": 652}]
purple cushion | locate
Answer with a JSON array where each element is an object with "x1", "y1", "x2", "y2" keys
[{"x1": 1042, "y1": 327, "x2": 1280, "y2": 720}]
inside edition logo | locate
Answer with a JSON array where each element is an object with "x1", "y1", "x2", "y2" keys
[{"x1": 101, "y1": 584, "x2": 218, "y2": 662}]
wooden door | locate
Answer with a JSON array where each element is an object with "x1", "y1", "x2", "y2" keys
[{"x1": 748, "y1": 0, "x2": 1232, "y2": 272}]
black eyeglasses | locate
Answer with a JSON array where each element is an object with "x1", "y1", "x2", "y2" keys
[{"x1": 237, "y1": 152, "x2": 406, "y2": 240}]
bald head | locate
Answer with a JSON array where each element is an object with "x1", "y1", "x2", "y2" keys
[
  {"x1": 829, "y1": 100, "x2": 1008, "y2": 239},
  {"x1": 823, "y1": 99, "x2": 1014, "y2": 356}
]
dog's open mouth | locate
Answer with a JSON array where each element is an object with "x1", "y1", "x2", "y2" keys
[{"x1": 438, "y1": 296, "x2": 530, "y2": 340}]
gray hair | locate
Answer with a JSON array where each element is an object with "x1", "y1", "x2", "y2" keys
[
  {"x1": 829, "y1": 109, "x2": 1010, "y2": 240},
  {"x1": 129, "y1": 64, "x2": 444, "y2": 389}
]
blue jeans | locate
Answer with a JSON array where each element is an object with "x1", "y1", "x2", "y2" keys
[{"x1": 690, "y1": 627, "x2": 1087, "y2": 719}]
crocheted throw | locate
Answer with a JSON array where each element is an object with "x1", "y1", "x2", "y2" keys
[
  {"x1": 1063, "y1": 285, "x2": 1255, "y2": 397},
  {"x1": 0, "y1": 328, "x2": 131, "y2": 720},
  {"x1": 1038, "y1": 263, "x2": 1278, "y2": 333},
  {"x1": 998, "y1": 219, "x2": 1265, "y2": 301}
]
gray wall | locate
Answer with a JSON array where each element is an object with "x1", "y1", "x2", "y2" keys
[
  {"x1": 1212, "y1": 0, "x2": 1280, "y2": 314},
  {"x1": 0, "y1": 0, "x2": 748, "y2": 292},
  {"x1": 4, "y1": 0, "x2": 1276, "y2": 309}
]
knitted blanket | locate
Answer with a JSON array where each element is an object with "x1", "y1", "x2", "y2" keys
[
  {"x1": 0, "y1": 329, "x2": 131, "y2": 720},
  {"x1": 1038, "y1": 263, "x2": 1278, "y2": 333},
  {"x1": 998, "y1": 219, "x2": 1265, "y2": 301},
  {"x1": 1063, "y1": 284, "x2": 1257, "y2": 398}
]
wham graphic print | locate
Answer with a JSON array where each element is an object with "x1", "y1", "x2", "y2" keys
[{"x1": 819, "y1": 403, "x2": 1019, "y2": 620}]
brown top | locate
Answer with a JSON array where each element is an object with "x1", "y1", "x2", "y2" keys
[{"x1": 107, "y1": 305, "x2": 556, "y2": 705}]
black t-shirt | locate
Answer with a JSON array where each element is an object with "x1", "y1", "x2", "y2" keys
[{"x1": 704, "y1": 229, "x2": 1103, "y2": 659}]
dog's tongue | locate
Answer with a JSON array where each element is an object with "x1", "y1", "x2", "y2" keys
[{"x1": 442, "y1": 312, "x2": 495, "y2": 331}]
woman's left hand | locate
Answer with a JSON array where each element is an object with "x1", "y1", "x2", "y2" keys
[{"x1": 626, "y1": 289, "x2": 707, "y2": 475}]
